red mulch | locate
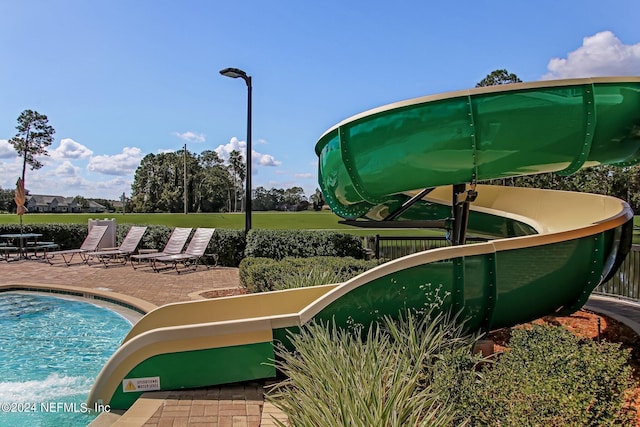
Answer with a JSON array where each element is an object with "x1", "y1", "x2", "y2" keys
[{"x1": 487, "y1": 309, "x2": 640, "y2": 426}]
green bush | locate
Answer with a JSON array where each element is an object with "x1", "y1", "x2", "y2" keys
[
  {"x1": 0, "y1": 223, "x2": 88, "y2": 248},
  {"x1": 432, "y1": 324, "x2": 636, "y2": 426},
  {"x1": 210, "y1": 229, "x2": 245, "y2": 267},
  {"x1": 239, "y1": 256, "x2": 380, "y2": 293},
  {"x1": 244, "y1": 229, "x2": 364, "y2": 260},
  {"x1": 0, "y1": 224, "x2": 246, "y2": 266}
]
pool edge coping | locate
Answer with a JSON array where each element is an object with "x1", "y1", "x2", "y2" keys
[{"x1": 0, "y1": 283, "x2": 157, "y2": 315}]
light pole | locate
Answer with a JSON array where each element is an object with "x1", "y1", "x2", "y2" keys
[{"x1": 220, "y1": 67, "x2": 252, "y2": 234}]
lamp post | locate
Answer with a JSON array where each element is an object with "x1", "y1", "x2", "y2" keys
[{"x1": 220, "y1": 67, "x2": 252, "y2": 233}]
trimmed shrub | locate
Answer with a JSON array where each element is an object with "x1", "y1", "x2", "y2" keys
[
  {"x1": 432, "y1": 324, "x2": 636, "y2": 426},
  {"x1": 130, "y1": 224, "x2": 172, "y2": 251},
  {"x1": 0, "y1": 223, "x2": 88, "y2": 249},
  {"x1": 244, "y1": 229, "x2": 364, "y2": 260},
  {"x1": 210, "y1": 229, "x2": 245, "y2": 267},
  {"x1": 0, "y1": 224, "x2": 246, "y2": 267},
  {"x1": 239, "y1": 256, "x2": 380, "y2": 293}
]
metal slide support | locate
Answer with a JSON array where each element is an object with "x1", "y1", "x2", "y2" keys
[
  {"x1": 451, "y1": 184, "x2": 471, "y2": 245},
  {"x1": 383, "y1": 188, "x2": 435, "y2": 221}
]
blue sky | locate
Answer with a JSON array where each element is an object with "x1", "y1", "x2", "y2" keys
[{"x1": 1, "y1": 0, "x2": 639, "y2": 200}]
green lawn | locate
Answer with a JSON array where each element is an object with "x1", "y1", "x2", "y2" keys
[
  {"x1": 0, "y1": 211, "x2": 443, "y2": 237},
  {"x1": 3, "y1": 211, "x2": 638, "y2": 240}
]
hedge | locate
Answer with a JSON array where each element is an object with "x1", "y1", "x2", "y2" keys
[
  {"x1": 0, "y1": 224, "x2": 245, "y2": 267},
  {"x1": 244, "y1": 229, "x2": 364, "y2": 260},
  {"x1": 239, "y1": 256, "x2": 380, "y2": 293}
]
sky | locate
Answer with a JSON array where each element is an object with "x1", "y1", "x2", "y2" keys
[{"x1": 1, "y1": 0, "x2": 639, "y2": 201}]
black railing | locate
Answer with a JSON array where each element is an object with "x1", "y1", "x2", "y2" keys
[
  {"x1": 367, "y1": 235, "x2": 487, "y2": 261},
  {"x1": 366, "y1": 237, "x2": 640, "y2": 303},
  {"x1": 595, "y1": 244, "x2": 640, "y2": 302}
]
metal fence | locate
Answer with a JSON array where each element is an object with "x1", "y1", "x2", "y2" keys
[
  {"x1": 366, "y1": 237, "x2": 640, "y2": 303},
  {"x1": 366, "y1": 235, "x2": 486, "y2": 261},
  {"x1": 595, "y1": 244, "x2": 640, "y2": 302}
]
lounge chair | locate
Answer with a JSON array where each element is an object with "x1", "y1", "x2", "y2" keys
[
  {"x1": 129, "y1": 227, "x2": 192, "y2": 269},
  {"x1": 85, "y1": 226, "x2": 147, "y2": 267},
  {"x1": 46, "y1": 225, "x2": 109, "y2": 266},
  {"x1": 151, "y1": 228, "x2": 215, "y2": 273}
]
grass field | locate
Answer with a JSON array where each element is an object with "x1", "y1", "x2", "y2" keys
[
  {"x1": 0, "y1": 211, "x2": 443, "y2": 237},
  {"x1": 3, "y1": 211, "x2": 637, "y2": 240}
]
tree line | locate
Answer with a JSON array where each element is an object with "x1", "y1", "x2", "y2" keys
[{"x1": 129, "y1": 149, "x2": 324, "y2": 213}]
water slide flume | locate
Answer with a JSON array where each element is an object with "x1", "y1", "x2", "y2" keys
[{"x1": 89, "y1": 77, "x2": 640, "y2": 410}]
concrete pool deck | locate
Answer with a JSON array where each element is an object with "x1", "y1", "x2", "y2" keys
[{"x1": 2, "y1": 258, "x2": 639, "y2": 426}]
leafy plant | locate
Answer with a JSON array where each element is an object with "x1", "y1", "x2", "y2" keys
[
  {"x1": 267, "y1": 312, "x2": 466, "y2": 427},
  {"x1": 434, "y1": 324, "x2": 636, "y2": 426}
]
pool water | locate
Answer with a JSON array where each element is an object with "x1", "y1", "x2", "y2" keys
[{"x1": 0, "y1": 292, "x2": 133, "y2": 426}]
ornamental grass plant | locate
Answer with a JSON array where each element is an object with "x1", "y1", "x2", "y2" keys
[{"x1": 267, "y1": 307, "x2": 479, "y2": 427}]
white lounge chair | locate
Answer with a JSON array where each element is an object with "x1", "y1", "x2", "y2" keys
[
  {"x1": 129, "y1": 227, "x2": 193, "y2": 269},
  {"x1": 85, "y1": 226, "x2": 148, "y2": 267},
  {"x1": 151, "y1": 228, "x2": 215, "y2": 273},
  {"x1": 45, "y1": 225, "x2": 109, "y2": 266}
]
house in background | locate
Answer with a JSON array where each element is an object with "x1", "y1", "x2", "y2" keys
[
  {"x1": 26, "y1": 195, "x2": 107, "y2": 213},
  {"x1": 86, "y1": 199, "x2": 107, "y2": 213}
]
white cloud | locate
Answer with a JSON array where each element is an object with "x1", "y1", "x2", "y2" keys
[
  {"x1": 54, "y1": 160, "x2": 80, "y2": 177},
  {"x1": 294, "y1": 173, "x2": 314, "y2": 179},
  {"x1": 542, "y1": 31, "x2": 640, "y2": 80},
  {"x1": 214, "y1": 136, "x2": 281, "y2": 167},
  {"x1": 51, "y1": 138, "x2": 93, "y2": 160},
  {"x1": 87, "y1": 147, "x2": 143, "y2": 176},
  {"x1": 0, "y1": 139, "x2": 17, "y2": 159},
  {"x1": 214, "y1": 136, "x2": 246, "y2": 161},
  {"x1": 255, "y1": 152, "x2": 281, "y2": 167},
  {"x1": 173, "y1": 131, "x2": 206, "y2": 143}
]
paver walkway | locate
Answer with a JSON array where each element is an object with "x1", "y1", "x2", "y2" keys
[{"x1": 2, "y1": 258, "x2": 639, "y2": 426}]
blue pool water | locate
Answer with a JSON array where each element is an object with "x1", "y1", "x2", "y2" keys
[{"x1": 0, "y1": 292, "x2": 133, "y2": 426}]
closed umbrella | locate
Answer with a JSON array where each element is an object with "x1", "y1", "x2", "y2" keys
[
  {"x1": 14, "y1": 178, "x2": 27, "y2": 257},
  {"x1": 15, "y1": 177, "x2": 26, "y2": 216}
]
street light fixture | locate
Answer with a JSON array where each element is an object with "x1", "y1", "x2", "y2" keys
[{"x1": 220, "y1": 67, "x2": 252, "y2": 233}]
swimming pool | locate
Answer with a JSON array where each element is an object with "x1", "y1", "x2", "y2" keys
[{"x1": 0, "y1": 292, "x2": 133, "y2": 426}]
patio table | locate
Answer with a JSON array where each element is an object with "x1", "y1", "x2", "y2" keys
[{"x1": 0, "y1": 233, "x2": 44, "y2": 261}]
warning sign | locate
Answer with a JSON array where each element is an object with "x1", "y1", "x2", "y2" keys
[{"x1": 122, "y1": 376, "x2": 161, "y2": 393}]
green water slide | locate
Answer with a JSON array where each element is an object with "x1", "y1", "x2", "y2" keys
[
  {"x1": 317, "y1": 77, "x2": 640, "y2": 220},
  {"x1": 89, "y1": 77, "x2": 640, "y2": 410}
]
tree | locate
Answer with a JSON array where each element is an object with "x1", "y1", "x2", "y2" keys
[
  {"x1": 8, "y1": 110, "x2": 55, "y2": 186},
  {"x1": 195, "y1": 150, "x2": 229, "y2": 213},
  {"x1": 283, "y1": 186, "x2": 306, "y2": 210},
  {"x1": 476, "y1": 69, "x2": 522, "y2": 87},
  {"x1": 228, "y1": 150, "x2": 246, "y2": 212},
  {"x1": 74, "y1": 195, "x2": 90, "y2": 210},
  {"x1": 130, "y1": 149, "x2": 235, "y2": 213},
  {"x1": 0, "y1": 187, "x2": 14, "y2": 213},
  {"x1": 311, "y1": 188, "x2": 325, "y2": 211}
]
